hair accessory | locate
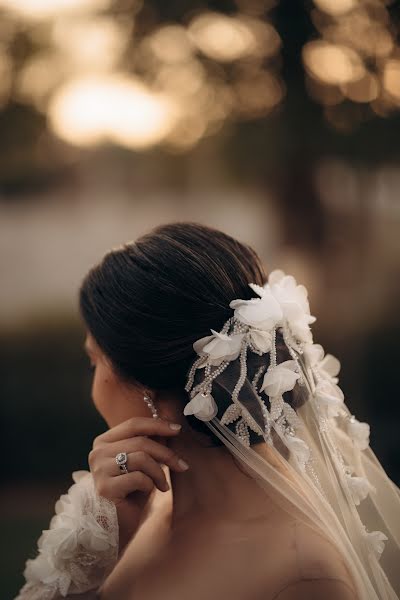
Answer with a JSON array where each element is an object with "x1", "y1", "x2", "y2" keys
[
  {"x1": 182, "y1": 268, "x2": 399, "y2": 598},
  {"x1": 184, "y1": 269, "x2": 316, "y2": 460}
]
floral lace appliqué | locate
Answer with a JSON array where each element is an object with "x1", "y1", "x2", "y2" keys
[{"x1": 15, "y1": 470, "x2": 119, "y2": 599}]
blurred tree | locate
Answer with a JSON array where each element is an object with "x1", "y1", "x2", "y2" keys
[{"x1": 0, "y1": 0, "x2": 399, "y2": 195}]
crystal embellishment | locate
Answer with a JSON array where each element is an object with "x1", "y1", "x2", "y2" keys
[{"x1": 115, "y1": 452, "x2": 128, "y2": 466}]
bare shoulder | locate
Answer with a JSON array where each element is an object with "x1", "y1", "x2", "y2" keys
[
  {"x1": 291, "y1": 520, "x2": 355, "y2": 583},
  {"x1": 271, "y1": 577, "x2": 358, "y2": 600},
  {"x1": 265, "y1": 519, "x2": 358, "y2": 600}
]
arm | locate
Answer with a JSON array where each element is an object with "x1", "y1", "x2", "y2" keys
[
  {"x1": 14, "y1": 471, "x2": 119, "y2": 600},
  {"x1": 15, "y1": 418, "x2": 187, "y2": 600},
  {"x1": 272, "y1": 577, "x2": 358, "y2": 600}
]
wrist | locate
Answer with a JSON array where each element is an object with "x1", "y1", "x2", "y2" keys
[{"x1": 18, "y1": 471, "x2": 119, "y2": 600}]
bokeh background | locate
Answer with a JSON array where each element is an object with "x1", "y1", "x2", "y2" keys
[{"x1": 1, "y1": 0, "x2": 399, "y2": 597}]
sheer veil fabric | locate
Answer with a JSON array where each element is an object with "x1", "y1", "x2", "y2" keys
[
  {"x1": 183, "y1": 270, "x2": 400, "y2": 600},
  {"x1": 15, "y1": 269, "x2": 400, "y2": 600}
]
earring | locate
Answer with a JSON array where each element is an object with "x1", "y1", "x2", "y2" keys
[{"x1": 143, "y1": 391, "x2": 159, "y2": 419}]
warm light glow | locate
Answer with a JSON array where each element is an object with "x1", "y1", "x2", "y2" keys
[
  {"x1": 314, "y1": 0, "x2": 358, "y2": 16},
  {"x1": 342, "y1": 72, "x2": 379, "y2": 103},
  {"x1": 234, "y1": 70, "x2": 284, "y2": 116},
  {"x1": 188, "y1": 12, "x2": 258, "y2": 62},
  {"x1": 147, "y1": 25, "x2": 194, "y2": 64},
  {"x1": 303, "y1": 41, "x2": 365, "y2": 85},
  {"x1": 0, "y1": 0, "x2": 110, "y2": 19},
  {"x1": 51, "y1": 17, "x2": 130, "y2": 71},
  {"x1": 307, "y1": 78, "x2": 344, "y2": 106},
  {"x1": 238, "y1": 16, "x2": 281, "y2": 58},
  {"x1": 0, "y1": 52, "x2": 12, "y2": 107},
  {"x1": 365, "y1": 26, "x2": 393, "y2": 59},
  {"x1": 324, "y1": 17, "x2": 394, "y2": 59},
  {"x1": 16, "y1": 54, "x2": 64, "y2": 107},
  {"x1": 165, "y1": 115, "x2": 207, "y2": 150},
  {"x1": 48, "y1": 75, "x2": 178, "y2": 149},
  {"x1": 154, "y1": 62, "x2": 205, "y2": 97},
  {"x1": 382, "y1": 59, "x2": 400, "y2": 103}
]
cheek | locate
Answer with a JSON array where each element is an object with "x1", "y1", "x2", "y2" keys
[
  {"x1": 91, "y1": 364, "x2": 150, "y2": 427},
  {"x1": 91, "y1": 366, "x2": 116, "y2": 422}
]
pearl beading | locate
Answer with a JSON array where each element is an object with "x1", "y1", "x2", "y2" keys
[
  {"x1": 182, "y1": 278, "x2": 386, "y2": 561},
  {"x1": 184, "y1": 313, "x2": 312, "y2": 456}
]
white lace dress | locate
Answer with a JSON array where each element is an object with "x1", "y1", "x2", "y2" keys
[{"x1": 14, "y1": 471, "x2": 119, "y2": 600}]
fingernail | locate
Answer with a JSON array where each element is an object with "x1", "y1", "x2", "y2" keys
[
  {"x1": 178, "y1": 459, "x2": 189, "y2": 470},
  {"x1": 169, "y1": 423, "x2": 182, "y2": 430}
]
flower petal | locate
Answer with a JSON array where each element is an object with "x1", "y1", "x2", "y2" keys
[
  {"x1": 320, "y1": 353, "x2": 341, "y2": 378},
  {"x1": 285, "y1": 434, "x2": 310, "y2": 471},
  {"x1": 230, "y1": 291, "x2": 282, "y2": 330},
  {"x1": 260, "y1": 360, "x2": 300, "y2": 397},
  {"x1": 249, "y1": 329, "x2": 272, "y2": 353},
  {"x1": 363, "y1": 528, "x2": 388, "y2": 559},
  {"x1": 315, "y1": 380, "x2": 344, "y2": 418},
  {"x1": 193, "y1": 334, "x2": 215, "y2": 356},
  {"x1": 267, "y1": 269, "x2": 286, "y2": 285},
  {"x1": 183, "y1": 391, "x2": 218, "y2": 421},
  {"x1": 347, "y1": 417, "x2": 370, "y2": 450},
  {"x1": 303, "y1": 343, "x2": 325, "y2": 366},
  {"x1": 346, "y1": 473, "x2": 374, "y2": 505}
]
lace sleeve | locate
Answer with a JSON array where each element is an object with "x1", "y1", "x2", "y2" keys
[{"x1": 14, "y1": 471, "x2": 119, "y2": 600}]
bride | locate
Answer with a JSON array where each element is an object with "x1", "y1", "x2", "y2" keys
[{"x1": 16, "y1": 221, "x2": 400, "y2": 600}]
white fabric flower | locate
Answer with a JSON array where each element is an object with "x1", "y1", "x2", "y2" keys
[
  {"x1": 285, "y1": 434, "x2": 310, "y2": 471},
  {"x1": 229, "y1": 288, "x2": 282, "y2": 331},
  {"x1": 266, "y1": 270, "x2": 316, "y2": 344},
  {"x1": 363, "y1": 527, "x2": 388, "y2": 559},
  {"x1": 347, "y1": 417, "x2": 370, "y2": 450},
  {"x1": 319, "y1": 353, "x2": 340, "y2": 383},
  {"x1": 303, "y1": 343, "x2": 324, "y2": 366},
  {"x1": 346, "y1": 473, "x2": 375, "y2": 505},
  {"x1": 260, "y1": 360, "x2": 300, "y2": 398},
  {"x1": 23, "y1": 553, "x2": 61, "y2": 587},
  {"x1": 183, "y1": 391, "x2": 218, "y2": 421},
  {"x1": 248, "y1": 329, "x2": 273, "y2": 353},
  {"x1": 193, "y1": 330, "x2": 244, "y2": 366},
  {"x1": 20, "y1": 471, "x2": 118, "y2": 599},
  {"x1": 304, "y1": 343, "x2": 341, "y2": 384},
  {"x1": 314, "y1": 379, "x2": 344, "y2": 418},
  {"x1": 39, "y1": 520, "x2": 79, "y2": 562}
]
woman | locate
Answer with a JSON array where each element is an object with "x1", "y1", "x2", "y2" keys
[{"x1": 16, "y1": 222, "x2": 400, "y2": 600}]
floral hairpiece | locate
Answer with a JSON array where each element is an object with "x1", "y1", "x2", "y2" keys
[
  {"x1": 183, "y1": 270, "x2": 314, "y2": 457},
  {"x1": 183, "y1": 268, "x2": 386, "y2": 558},
  {"x1": 183, "y1": 269, "x2": 370, "y2": 470}
]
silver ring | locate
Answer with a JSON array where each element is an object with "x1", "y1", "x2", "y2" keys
[{"x1": 115, "y1": 452, "x2": 129, "y2": 475}]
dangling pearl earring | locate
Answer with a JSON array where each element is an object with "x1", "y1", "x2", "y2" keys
[{"x1": 143, "y1": 391, "x2": 159, "y2": 419}]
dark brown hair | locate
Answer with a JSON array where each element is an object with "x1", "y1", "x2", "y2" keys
[{"x1": 79, "y1": 221, "x2": 290, "y2": 445}]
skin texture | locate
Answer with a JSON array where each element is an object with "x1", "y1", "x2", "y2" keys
[{"x1": 84, "y1": 332, "x2": 358, "y2": 600}]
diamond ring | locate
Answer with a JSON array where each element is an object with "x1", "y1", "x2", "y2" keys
[{"x1": 115, "y1": 452, "x2": 129, "y2": 474}]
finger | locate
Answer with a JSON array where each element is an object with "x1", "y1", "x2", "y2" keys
[
  {"x1": 96, "y1": 417, "x2": 182, "y2": 444},
  {"x1": 108, "y1": 452, "x2": 170, "y2": 491},
  {"x1": 105, "y1": 471, "x2": 155, "y2": 500},
  {"x1": 103, "y1": 437, "x2": 189, "y2": 472}
]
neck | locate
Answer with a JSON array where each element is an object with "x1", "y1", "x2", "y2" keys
[{"x1": 165, "y1": 426, "x2": 278, "y2": 529}]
